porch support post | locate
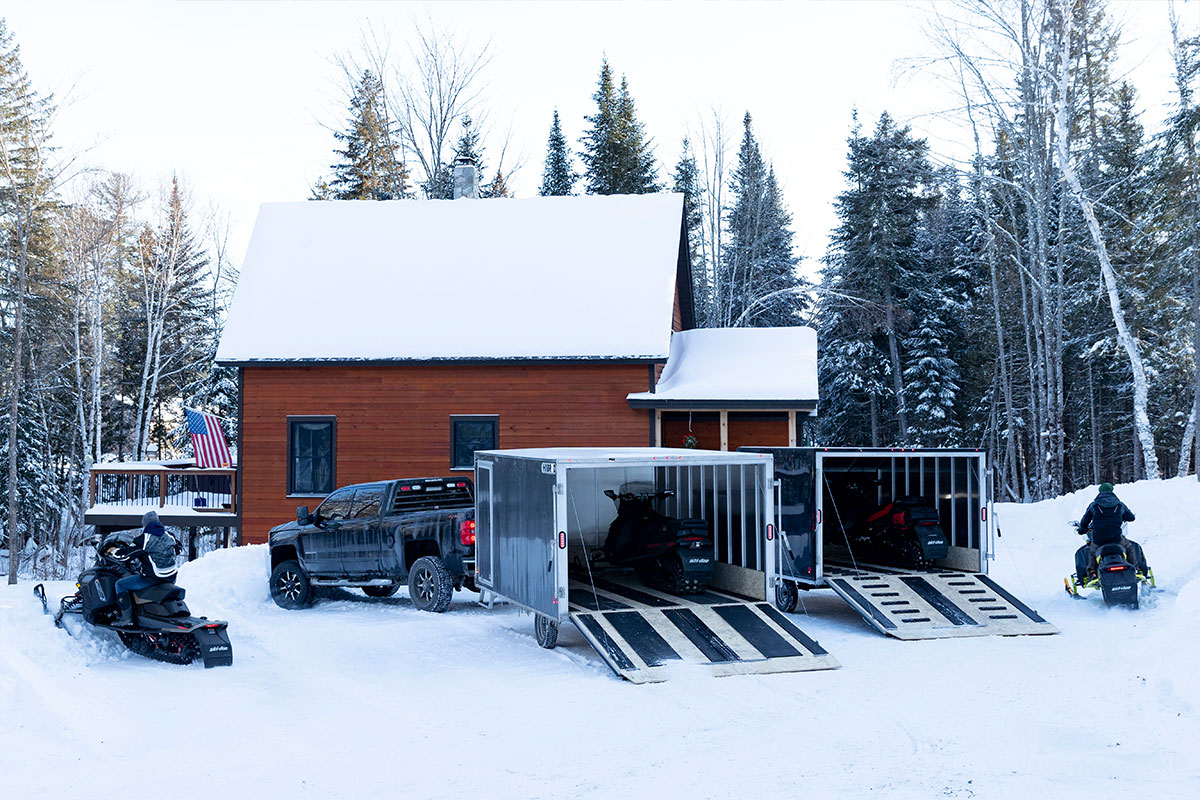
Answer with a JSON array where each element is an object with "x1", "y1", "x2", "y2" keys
[
  {"x1": 720, "y1": 411, "x2": 729, "y2": 451},
  {"x1": 655, "y1": 410, "x2": 662, "y2": 447},
  {"x1": 788, "y1": 411, "x2": 797, "y2": 447}
]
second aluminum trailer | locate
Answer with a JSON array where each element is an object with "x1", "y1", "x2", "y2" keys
[
  {"x1": 741, "y1": 447, "x2": 1057, "y2": 640},
  {"x1": 473, "y1": 447, "x2": 840, "y2": 683}
]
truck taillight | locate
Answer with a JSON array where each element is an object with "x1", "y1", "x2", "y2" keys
[{"x1": 460, "y1": 519, "x2": 476, "y2": 546}]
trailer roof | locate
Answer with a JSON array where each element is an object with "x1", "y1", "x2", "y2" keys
[
  {"x1": 627, "y1": 327, "x2": 818, "y2": 410},
  {"x1": 216, "y1": 194, "x2": 687, "y2": 364},
  {"x1": 476, "y1": 447, "x2": 774, "y2": 466}
]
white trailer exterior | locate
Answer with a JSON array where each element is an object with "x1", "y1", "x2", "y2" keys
[
  {"x1": 473, "y1": 447, "x2": 839, "y2": 683},
  {"x1": 742, "y1": 447, "x2": 1057, "y2": 640}
]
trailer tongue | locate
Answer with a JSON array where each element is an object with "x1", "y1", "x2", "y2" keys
[
  {"x1": 823, "y1": 564, "x2": 1055, "y2": 639},
  {"x1": 568, "y1": 574, "x2": 837, "y2": 684}
]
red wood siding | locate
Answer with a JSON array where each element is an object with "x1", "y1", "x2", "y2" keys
[
  {"x1": 727, "y1": 413, "x2": 789, "y2": 451},
  {"x1": 241, "y1": 363, "x2": 652, "y2": 544},
  {"x1": 662, "y1": 412, "x2": 721, "y2": 450}
]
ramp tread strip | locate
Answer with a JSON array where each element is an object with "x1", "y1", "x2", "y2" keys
[
  {"x1": 757, "y1": 604, "x2": 829, "y2": 656},
  {"x1": 567, "y1": 584, "x2": 632, "y2": 612},
  {"x1": 584, "y1": 577, "x2": 680, "y2": 608},
  {"x1": 900, "y1": 576, "x2": 979, "y2": 626},
  {"x1": 661, "y1": 608, "x2": 740, "y2": 663},
  {"x1": 831, "y1": 578, "x2": 898, "y2": 630},
  {"x1": 713, "y1": 605, "x2": 803, "y2": 659},
  {"x1": 976, "y1": 574, "x2": 1048, "y2": 623},
  {"x1": 603, "y1": 611, "x2": 681, "y2": 667},
  {"x1": 574, "y1": 615, "x2": 636, "y2": 671}
]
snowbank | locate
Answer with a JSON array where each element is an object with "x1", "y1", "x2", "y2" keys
[{"x1": 1, "y1": 476, "x2": 1198, "y2": 798}]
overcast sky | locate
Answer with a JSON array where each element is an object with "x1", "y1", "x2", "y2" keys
[{"x1": 3, "y1": 1, "x2": 1192, "y2": 270}]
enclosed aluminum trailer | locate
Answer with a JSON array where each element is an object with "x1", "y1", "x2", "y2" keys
[
  {"x1": 473, "y1": 447, "x2": 839, "y2": 683},
  {"x1": 741, "y1": 447, "x2": 1056, "y2": 640}
]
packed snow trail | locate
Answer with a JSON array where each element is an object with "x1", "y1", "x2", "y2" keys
[{"x1": 2, "y1": 478, "x2": 1199, "y2": 798}]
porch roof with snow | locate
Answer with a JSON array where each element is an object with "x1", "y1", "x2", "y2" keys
[
  {"x1": 215, "y1": 194, "x2": 693, "y2": 365},
  {"x1": 627, "y1": 327, "x2": 819, "y2": 412}
]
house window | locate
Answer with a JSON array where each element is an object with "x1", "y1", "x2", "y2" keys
[
  {"x1": 288, "y1": 417, "x2": 336, "y2": 495},
  {"x1": 451, "y1": 415, "x2": 498, "y2": 470}
]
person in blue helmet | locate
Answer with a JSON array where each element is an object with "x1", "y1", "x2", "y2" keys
[
  {"x1": 112, "y1": 510, "x2": 180, "y2": 627},
  {"x1": 1075, "y1": 482, "x2": 1147, "y2": 582}
]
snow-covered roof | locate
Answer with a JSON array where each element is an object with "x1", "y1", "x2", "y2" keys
[
  {"x1": 627, "y1": 327, "x2": 819, "y2": 410},
  {"x1": 216, "y1": 194, "x2": 687, "y2": 364}
]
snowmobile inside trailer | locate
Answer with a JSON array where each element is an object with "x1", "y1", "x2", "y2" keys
[
  {"x1": 600, "y1": 483, "x2": 715, "y2": 594},
  {"x1": 33, "y1": 530, "x2": 232, "y2": 668}
]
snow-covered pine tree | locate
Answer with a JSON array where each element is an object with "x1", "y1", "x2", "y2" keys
[
  {"x1": 319, "y1": 70, "x2": 410, "y2": 200},
  {"x1": 539, "y1": 109, "x2": 577, "y2": 196},
  {"x1": 672, "y1": 138, "x2": 706, "y2": 315},
  {"x1": 579, "y1": 60, "x2": 658, "y2": 195}
]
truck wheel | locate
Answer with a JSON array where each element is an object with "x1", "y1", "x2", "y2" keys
[
  {"x1": 362, "y1": 585, "x2": 399, "y2": 598},
  {"x1": 270, "y1": 561, "x2": 315, "y2": 609},
  {"x1": 775, "y1": 580, "x2": 799, "y2": 613},
  {"x1": 408, "y1": 556, "x2": 453, "y2": 613},
  {"x1": 535, "y1": 614, "x2": 559, "y2": 649}
]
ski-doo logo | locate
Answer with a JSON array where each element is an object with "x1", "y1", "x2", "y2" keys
[
  {"x1": 688, "y1": 557, "x2": 711, "y2": 564},
  {"x1": 207, "y1": 645, "x2": 230, "y2": 652}
]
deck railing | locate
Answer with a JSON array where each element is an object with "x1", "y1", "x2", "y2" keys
[{"x1": 89, "y1": 465, "x2": 237, "y2": 515}]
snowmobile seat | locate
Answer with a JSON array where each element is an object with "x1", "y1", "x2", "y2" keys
[
  {"x1": 1095, "y1": 543, "x2": 1128, "y2": 560},
  {"x1": 135, "y1": 582, "x2": 186, "y2": 604}
]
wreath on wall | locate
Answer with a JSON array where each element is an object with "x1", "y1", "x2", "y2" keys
[{"x1": 682, "y1": 433, "x2": 699, "y2": 449}]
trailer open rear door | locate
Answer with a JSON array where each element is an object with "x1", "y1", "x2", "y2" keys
[
  {"x1": 823, "y1": 564, "x2": 1057, "y2": 639},
  {"x1": 568, "y1": 574, "x2": 839, "y2": 684}
]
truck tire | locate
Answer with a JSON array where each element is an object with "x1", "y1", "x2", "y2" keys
[
  {"x1": 270, "y1": 561, "x2": 315, "y2": 609},
  {"x1": 362, "y1": 584, "x2": 400, "y2": 598},
  {"x1": 408, "y1": 556, "x2": 453, "y2": 613},
  {"x1": 774, "y1": 580, "x2": 799, "y2": 613},
  {"x1": 535, "y1": 613, "x2": 559, "y2": 649}
]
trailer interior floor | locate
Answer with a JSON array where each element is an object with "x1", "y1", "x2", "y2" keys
[
  {"x1": 821, "y1": 562, "x2": 1059, "y2": 640},
  {"x1": 567, "y1": 569, "x2": 840, "y2": 683}
]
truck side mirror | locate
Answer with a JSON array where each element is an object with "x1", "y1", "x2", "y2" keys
[{"x1": 297, "y1": 506, "x2": 312, "y2": 525}]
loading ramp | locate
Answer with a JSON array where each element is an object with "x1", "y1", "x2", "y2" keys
[
  {"x1": 568, "y1": 573, "x2": 840, "y2": 684},
  {"x1": 823, "y1": 563, "x2": 1058, "y2": 640}
]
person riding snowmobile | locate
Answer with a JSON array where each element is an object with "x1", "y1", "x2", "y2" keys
[
  {"x1": 113, "y1": 510, "x2": 180, "y2": 627},
  {"x1": 1076, "y1": 483, "x2": 1147, "y2": 581}
]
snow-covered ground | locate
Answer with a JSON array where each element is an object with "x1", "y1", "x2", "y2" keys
[{"x1": 2, "y1": 477, "x2": 1198, "y2": 798}]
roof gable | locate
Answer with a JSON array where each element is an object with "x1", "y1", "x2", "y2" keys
[{"x1": 216, "y1": 194, "x2": 686, "y2": 364}]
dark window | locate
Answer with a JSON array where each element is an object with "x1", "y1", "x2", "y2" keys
[
  {"x1": 315, "y1": 487, "x2": 353, "y2": 524},
  {"x1": 349, "y1": 487, "x2": 385, "y2": 519},
  {"x1": 288, "y1": 417, "x2": 335, "y2": 495},
  {"x1": 451, "y1": 416, "x2": 498, "y2": 470}
]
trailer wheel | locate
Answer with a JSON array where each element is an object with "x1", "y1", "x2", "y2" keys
[
  {"x1": 362, "y1": 584, "x2": 399, "y2": 598},
  {"x1": 270, "y1": 561, "x2": 315, "y2": 609},
  {"x1": 408, "y1": 556, "x2": 454, "y2": 613},
  {"x1": 535, "y1": 614, "x2": 559, "y2": 649},
  {"x1": 774, "y1": 580, "x2": 799, "y2": 613}
]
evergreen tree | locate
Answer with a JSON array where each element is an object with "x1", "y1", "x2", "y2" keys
[
  {"x1": 672, "y1": 138, "x2": 705, "y2": 312},
  {"x1": 318, "y1": 71, "x2": 409, "y2": 200},
  {"x1": 539, "y1": 109, "x2": 577, "y2": 196},
  {"x1": 579, "y1": 60, "x2": 658, "y2": 194},
  {"x1": 717, "y1": 113, "x2": 804, "y2": 327}
]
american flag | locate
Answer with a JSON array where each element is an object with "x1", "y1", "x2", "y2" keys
[{"x1": 186, "y1": 407, "x2": 233, "y2": 468}]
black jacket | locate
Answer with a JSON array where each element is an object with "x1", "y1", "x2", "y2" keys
[{"x1": 1079, "y1": 492, "x2": 1134, "y2": 546}]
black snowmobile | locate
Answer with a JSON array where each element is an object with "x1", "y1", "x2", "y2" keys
[
  {"x1": 1065, "y1": 521, "x2": 1154, "y2": 608},
  {"x1": 602, "y1": 484, "x2": 714, "y2": 594},
  {"x1": 33, "y1": 530, "x2": 232, "y2": 668},
  {"x1": 850, "y1": 495, "x2": 949, "y2": 570}
]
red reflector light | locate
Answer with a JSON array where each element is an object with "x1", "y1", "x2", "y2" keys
[
  {"x1": 766, "y1": 523, "x2": 775, "y2": 541},
  {"x1": 981, "y1": 508, "x2": 988, "y2": 522},
  {"x1": 459, "y1": 519, "x2": 476, "y2": 546},
  {"x1": 1105, "y1": 565, "x2": 1127, "y2": 572},
  {"x1": 558, "y1": 531, "x2": 566, "y2": 549},
  {"x1": 681, "y1": 536, "x2": 705, "y2": 542}
]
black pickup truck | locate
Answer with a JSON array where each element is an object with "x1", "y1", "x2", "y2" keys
[{"x1": 267, "y1": 477, "x2": 476, "y2": 613}]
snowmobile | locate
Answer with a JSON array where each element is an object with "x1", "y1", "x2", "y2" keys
[
  {"x1": 1064, "y1": 521, "x2": 1154, "y2": 608},
  {"x1": 601, "y1": 484, "x2": 714, "y2": 594},
  {"x1": 33, "y1": 530, "x2": 232, "y2": 668},
  {"x1": 848, "y1": 495, "x2": 949, "y2": 570}
]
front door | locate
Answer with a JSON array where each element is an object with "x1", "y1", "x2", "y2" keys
[
  {"x1": 305, "y1": 487, "x2": 353, "y2": 576},
  {"x1": 341, "y1": 486, "x2": 386, "y2": 576}
]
